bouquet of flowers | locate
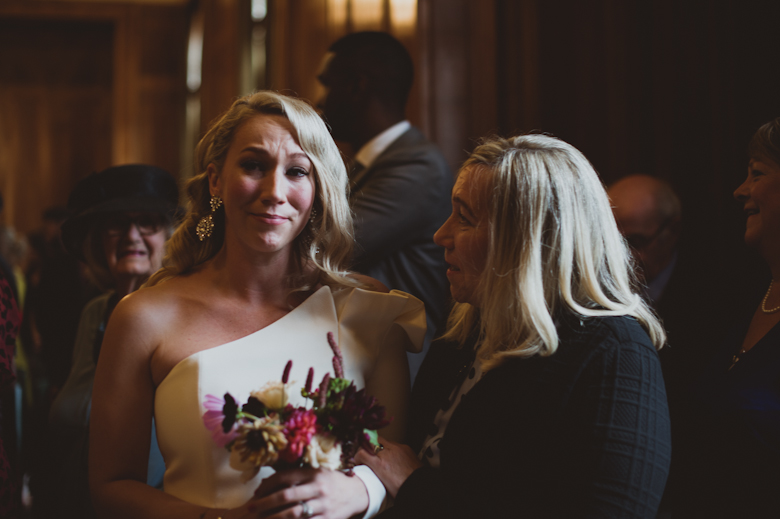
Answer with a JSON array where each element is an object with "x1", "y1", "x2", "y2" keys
[{"x1": 202, "y1": 332, "x2": 390, "y2": 481}]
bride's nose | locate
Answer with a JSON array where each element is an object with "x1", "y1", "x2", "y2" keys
[{"x1": 260, "y1": 170, "x2": 287, "y2": 205}]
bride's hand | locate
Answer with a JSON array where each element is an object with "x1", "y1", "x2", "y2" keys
[
  {"x1": 249, "y1": 467, "x2": 369, "y2": 519},
  {"x1": 353, "y1": 436, "x2": 421, "y2": 498}
]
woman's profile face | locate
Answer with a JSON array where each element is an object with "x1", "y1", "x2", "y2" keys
[
  {"x1": 210, "y1": 114, "x2": 315, "y2": 256},
  {"x1": 433, "y1": 166, "x2": 490, "y2": 307},
  {"x1": 734, "y1": 158, "x2": 780, "y2": 253},
  {"x1": 102, "y1": 212, "x2": 167, "y2": 282}
]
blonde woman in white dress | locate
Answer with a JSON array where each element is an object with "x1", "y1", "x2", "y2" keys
[{"x1": 89, "y1": 91, "x2": 425, "y2": 519}]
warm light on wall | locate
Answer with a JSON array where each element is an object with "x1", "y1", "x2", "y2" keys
[
  {"x1": 328, "y1": 0, "x2": 348, "y2": 28},
  {"x1": 186, "y1": 7, "x2": 204, "y2": 92},
  {"x1": 352, "y1": 0, "x2": 383, "y2": 30},
  {"x1": 390, "y1": 0, "x2": 416, "y2": 35}
]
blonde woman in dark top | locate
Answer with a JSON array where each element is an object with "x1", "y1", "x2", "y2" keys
[{"x1": 358, "y1": 134, "x2": 672, "y2": 519}]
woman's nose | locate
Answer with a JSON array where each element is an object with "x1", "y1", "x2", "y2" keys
[
  {"x1": 433, "y1": 216, "x2": 453, "y2": 248},
  {"x1": 734, "y1": 176, "x2": 750, "y2": 201},
  {"x1": 122, "y1": 222, "x2": 143, "y2": 241},
  {"x1": 261, "y1": 170, "x2": 286, "y2": 204}
]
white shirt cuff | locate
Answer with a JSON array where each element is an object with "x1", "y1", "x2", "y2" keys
[{"x1": 352, "y1": 465, "x2": 388, "y2": 518}]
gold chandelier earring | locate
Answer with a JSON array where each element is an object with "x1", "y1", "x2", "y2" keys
[{"x1": 196, "y1": 195, "x2": 223, "y2": 241}]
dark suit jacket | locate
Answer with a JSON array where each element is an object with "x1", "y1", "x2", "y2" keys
[
  {"x1": 383, "y1": 315, "x2": 672, "y2": 519},
  {"x1": 349, "y1": 126, "x2": 453, "y2": 376}
]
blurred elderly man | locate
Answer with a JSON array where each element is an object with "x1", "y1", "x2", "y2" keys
[{"x1": 608, "y1": 174, "x2": 682, "y2": 303}]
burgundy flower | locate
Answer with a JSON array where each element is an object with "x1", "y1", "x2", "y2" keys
[
  {"x1": 282, "y1": 360, "x2": 293, "y2": 384},
  {"x1": 327, "y1": 332, "x2": 344, "y2": 378},
  {"x1": 327, "y1": 383, "x2": 391, "y2": 462},
  {"x1": 242, "y1": 396, "x2": 268, "y2": 419}
]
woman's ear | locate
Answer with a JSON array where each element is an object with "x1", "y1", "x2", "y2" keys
[{"x1": 207, "y1": 163, "x2": 220, "y2": 197}]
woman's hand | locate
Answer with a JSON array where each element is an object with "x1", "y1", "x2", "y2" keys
[
  {"x1": 353, "y1": 437, "x2": 422, "y2": 498},
  {"x1": 248, "y1": 467, "x2": 369, "y2": 519}
]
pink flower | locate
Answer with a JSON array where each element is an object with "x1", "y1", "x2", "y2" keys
[
  {"x1": 203, "y1": 394, "x2": 240, "y2": 448},
  {"x1": 280, "y1": 408, "x2": 318, "y2": 463}
]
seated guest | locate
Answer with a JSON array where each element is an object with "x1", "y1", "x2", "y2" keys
[
  {"x1": 355, "y1": 134, "x2": 672, "y2": 518},
  {"x1": 674, "y1": 117, "x2": 780, "y2": 518},
  {"x1": 44, "y1": 165, "x2": 178, "y2": 519}
]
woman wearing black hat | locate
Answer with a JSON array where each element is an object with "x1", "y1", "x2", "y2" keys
[
  {"x1": 44, "y1": 164, "x2": 179, "y2": 518},
  {"x1": 89, "y1": 92, "x2": 423, "y2": 519}
]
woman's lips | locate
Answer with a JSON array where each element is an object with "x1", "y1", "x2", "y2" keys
[
  {"x1": 118, "y1": 250, "x2": 147, "y2": 259},
  {"x1": 252, "y1": 213, "x2": 289, "y2": 225}
]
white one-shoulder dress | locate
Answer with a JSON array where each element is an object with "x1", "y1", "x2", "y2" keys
[{"x1": 154, "y1": 286, "x2": 425, "y2": 517}]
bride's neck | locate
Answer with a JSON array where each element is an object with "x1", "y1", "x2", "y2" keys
[{"x1": 208, "y1": 243, "x2": 299, "y2": 302}]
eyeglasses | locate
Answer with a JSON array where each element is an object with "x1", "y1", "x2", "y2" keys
[
  {"x1": 102, "y1": 214, "x2": 165, "y2": 236},
  {"x1": 624, "y1": 220, "x2": 670, "y2": 251}
]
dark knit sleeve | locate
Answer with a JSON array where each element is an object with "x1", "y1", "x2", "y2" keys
[
  {"x1": 380, "y1": 467, "x2": 451, "y2": 519},
  {"x1": 567, "y1": 324, "x2": 671, "y2": 518}
]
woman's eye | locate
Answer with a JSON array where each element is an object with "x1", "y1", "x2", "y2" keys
[
  {"x1": 241, "y1": 161, "x2": 264, "y2": 173},
  {"x1": 287, "y1": 167, "x2": 310, "y2": 177}
]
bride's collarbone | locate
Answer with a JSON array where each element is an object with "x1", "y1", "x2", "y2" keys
[{"x1": 152, "y1": 304, "x2": 291, "y2": 386}]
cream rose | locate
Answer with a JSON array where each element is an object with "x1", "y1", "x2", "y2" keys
[
  {"x1": 250, "y1": 381, "x2": 293, "y2": 409},
  {"x1": 303, "y1": 433, "x2": 342, "y2": 470}
]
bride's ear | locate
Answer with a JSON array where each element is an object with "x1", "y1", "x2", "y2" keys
[{"x1": 207, "y1": 163, "x2": 220, "y2": 197}]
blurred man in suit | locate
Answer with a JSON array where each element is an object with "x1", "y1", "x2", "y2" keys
[{"x1": 317, "y1": 31, "x2": 453, "y2": 382}]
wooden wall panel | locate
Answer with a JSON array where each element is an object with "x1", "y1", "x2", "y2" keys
[
  {"x1": 0, "y1": 16, "x2": 114, "y2": 234},
  {"x1": 200, "y1": 0, "x2": 249, "y2": 131},
  {"x1": 0, "y1": 1, "x2": 188, "y2": 234}
]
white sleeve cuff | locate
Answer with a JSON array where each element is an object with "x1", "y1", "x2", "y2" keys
[{"x1": 352, "y1": 465, "x2": 388, "y2": 518}]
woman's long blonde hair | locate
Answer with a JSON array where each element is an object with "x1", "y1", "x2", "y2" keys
[
  {"x1": 442, "y1": 134, "x2": 665, "y2": 371},
  {"x1": 146, "y1": 91, "x2": 356, "y2": 290}
]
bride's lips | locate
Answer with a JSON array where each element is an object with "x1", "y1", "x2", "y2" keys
[{"x1": 251, "y1": 213, "x2": 289, "y2": 225}]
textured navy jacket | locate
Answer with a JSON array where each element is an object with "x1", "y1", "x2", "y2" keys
[{"x1": 383, "y1": 315, "x2": 672, "y2": 519}]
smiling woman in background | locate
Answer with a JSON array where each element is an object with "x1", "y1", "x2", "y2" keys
[
  {"x1": 673, "y1": 117, "x2": 780, "y2": 518},
  {"x1": 45, "y1": 165, "x2": 178, "y2": 519}
]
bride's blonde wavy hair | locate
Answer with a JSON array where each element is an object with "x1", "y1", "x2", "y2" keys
[
  {"x1": 146, "y1": 91, "x2": 357, "y2": 290},
  {"x1": 442, "y1": 134, "x2": 665, "y2": 371}
]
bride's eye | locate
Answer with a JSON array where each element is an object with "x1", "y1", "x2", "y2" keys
[
  {"x1": 241, "y1": 160, "x2": 266, "y2": 174},
  {"x1": 287, "y1": 166, "x2": 310, "y2": 178}
]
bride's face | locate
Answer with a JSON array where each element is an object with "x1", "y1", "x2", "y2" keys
[{"x1": 210, "y1": 114, "x2": 316, "y2": 255}]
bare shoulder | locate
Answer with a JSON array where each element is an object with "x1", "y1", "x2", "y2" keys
[
  {"x1": 349, "y1": 274, "x2": 390, "y2": 293},
  {"x1": 104, "y1": 282, "x2": 178, "y2": 355}
]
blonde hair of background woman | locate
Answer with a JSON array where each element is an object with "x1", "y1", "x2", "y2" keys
[
  {"x1": 146, "y1": 91, "x2": 357, "y2": 291},
  {"x1": 442, "y1": 134, "x2": 665, "y2": 371}
]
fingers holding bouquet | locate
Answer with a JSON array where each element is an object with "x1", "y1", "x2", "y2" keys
[
  {"x1": 249, "y1": 466, "x2": 369, "y2": 518},
  {"x1": 354, "y1": 436, "x2": 422, "y2": 498}
]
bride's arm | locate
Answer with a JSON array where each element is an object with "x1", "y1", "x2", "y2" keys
[{"x1": 89, "y1": 292, "x2": 243, "y2": 519}]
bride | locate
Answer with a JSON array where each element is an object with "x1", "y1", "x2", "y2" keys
[{"x1": 89, "y1": 91, "x2": 425, "y2": 519}]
